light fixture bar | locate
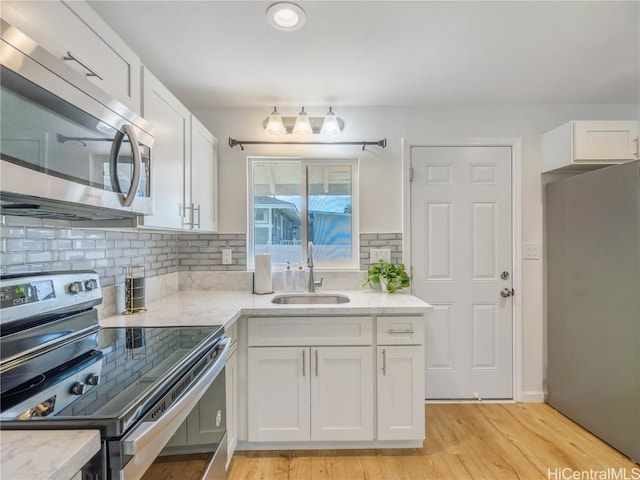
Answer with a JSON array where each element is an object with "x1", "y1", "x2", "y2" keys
[
  {"x1": 262, "y1": 116, "x2": 345, "y2": 134},
  {"x1": 228, "y1": 137, "x2": 386, "y2": 151}
]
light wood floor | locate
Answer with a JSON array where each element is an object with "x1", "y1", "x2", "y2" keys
[{"x1": 143, "y1": 403, "x2": 637, "y2": 480}]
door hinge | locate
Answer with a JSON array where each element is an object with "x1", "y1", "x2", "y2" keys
[{"x1": 409, "y1": 166, "x2": 414, "y2": 182}]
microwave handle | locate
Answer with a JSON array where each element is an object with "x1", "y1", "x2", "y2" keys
[{"x1": 109, "y1": 124, "x2": 142, "y2": 207}]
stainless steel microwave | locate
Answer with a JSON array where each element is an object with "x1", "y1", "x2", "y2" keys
[{"x1": 0, "y1": 20, "x2": 154, "y2": 221}]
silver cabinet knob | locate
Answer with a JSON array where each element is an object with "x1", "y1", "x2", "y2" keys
[{"x1": 500, "y1": 288, "x2": 514, "y2": 298}]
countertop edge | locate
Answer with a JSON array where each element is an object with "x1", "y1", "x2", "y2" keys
[{"x1": 0, "y1": 429, "x2": 101, "y2": 480}]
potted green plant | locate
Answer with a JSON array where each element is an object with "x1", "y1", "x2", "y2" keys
[{"x1": 363, "y1": 259, "x2": 411, "y2": 293}]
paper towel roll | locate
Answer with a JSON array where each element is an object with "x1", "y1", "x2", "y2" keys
[{"x1": 254, "y1": 254, "x2": 273, "y2": 294}]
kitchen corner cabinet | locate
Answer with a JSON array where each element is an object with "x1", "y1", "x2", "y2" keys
[
  {"x1": 139, "y1": 69, "x2": 218, "y2": 232},
  {"x1": 225, "y1": 323, "x2": 239, "y2": 469},
  {"x1": 247, "y1": 317, "x2": 375, "y2": 443},
  {"x1": 542, "y1": 120, "x2": 640, "y2": 173},
  {"x1": 1, "y1": 0, "x2": 141, "y2": 113}
]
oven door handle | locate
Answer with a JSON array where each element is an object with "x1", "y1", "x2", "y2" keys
[{"x1": 121, "y1": 337, "x2": 230, "y2": 457}]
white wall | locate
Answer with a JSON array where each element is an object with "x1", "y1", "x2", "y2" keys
[{"x1": 192, "y1": 104, "x2": 639, "y2": 400}]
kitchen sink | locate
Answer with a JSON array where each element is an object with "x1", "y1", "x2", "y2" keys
[{"x1": 271, "y1": 294, "x2": 351, "y2": 305}]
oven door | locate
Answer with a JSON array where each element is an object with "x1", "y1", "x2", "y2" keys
[{"x1": 115, "y1": 337, "x2": 230, "y2": 480}]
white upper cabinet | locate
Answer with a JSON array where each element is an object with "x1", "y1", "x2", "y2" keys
[
  {"x1": 139, "y1": 69, "x2": 218, "y2": 231},
  {"x1": 542, "y1": 120, "x2": 640, "y2": 173},
  {"x1": 189, "y1": 116, "x2": 218, "y2": 233},
  {"x1": 140, "y1": 68, "x2": 190, "y2": 230},
  {"x1": 1, "y1": 0, "x2": 141, "y2": 113}
]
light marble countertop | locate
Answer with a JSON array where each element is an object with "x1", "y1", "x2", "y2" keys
[
  {"x1": 0, "y1": 430, "x2": 100, "y2": 480},
  {"x1": 99, "y1": 289, "x2": 432, "y2": 328},
  {"x1": 0, "y1": 290, "x2": 429, "y2": 480}
]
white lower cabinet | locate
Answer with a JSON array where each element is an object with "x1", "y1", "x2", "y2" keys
[
  {"x1": 377, "y1": 345, "x2": 425, "y2": 440},
  {"x1": 248, "y1": 347, "x2": 309, "y2": 442},
  {"x1": 244, "y1": 314, "x2": 424, "y2": 447},
  {"x1": 248, "y1": 346, "x2": 374, "y2": 442},
  {"x1": 225, "y1": 346, "x2": 238, "y2": 468},
  {"x1": 376, "y1": 316, "x2": 425, "y2": 441}
]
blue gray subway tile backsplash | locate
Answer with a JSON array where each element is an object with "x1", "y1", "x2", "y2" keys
[{"x1": 0, "y1": 215, "x2": 402, "y2": 286}]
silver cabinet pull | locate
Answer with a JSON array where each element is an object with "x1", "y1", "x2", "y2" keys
[
  {"x1": 194, "y1": 204, "x2": 201, "y2": 229},
  {"x1": 634, "y1": 136, "x2": 639, "y2": 158},
  {"x1": 387, "y1": 329, "x2": 414, "y2": 334},
  {"x1": 315, "y1": 349, "x2": 319, "y2": 376},
  {"x1": 382, "y1": 348, "x2": 387, "y2": 376},
  {"x1": 302, "y1": 349, "x2": 306, "y2": 377},
  {"x1": 63, "y1": 51, "x2": 103, "y2": 80}
]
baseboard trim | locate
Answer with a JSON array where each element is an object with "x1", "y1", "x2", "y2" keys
[{"x1": 521, "y1": 390, "x2": 546, "y2": 402}]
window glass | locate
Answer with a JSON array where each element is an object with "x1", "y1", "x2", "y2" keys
[{"x1": 249, "y1": 158, "x2": 358, "y2": 269}]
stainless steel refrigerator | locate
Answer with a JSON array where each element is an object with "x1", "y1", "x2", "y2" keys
[{"x1": 546, "y1": 160, "x2": 640, "y2": 463}]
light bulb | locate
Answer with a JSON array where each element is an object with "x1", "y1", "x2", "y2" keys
[
  {"x1": 265, "y1": 107, "x2": 286, "y2": 136},
  {"x1": 320, "y1": 107, "x2": 341, "y2": 136},
  {"x1": 293, "y1": 107, "x2": 313, "y2": 135}
]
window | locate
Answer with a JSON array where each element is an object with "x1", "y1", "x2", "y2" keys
[{"x1": 248, "y1": 157, "x2": 359, "y2": 270}]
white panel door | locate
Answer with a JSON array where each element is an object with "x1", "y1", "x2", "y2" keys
[
  {"x1": 310, "y1": 347, "x2": 374, "y2": 441},
  {"x1": 411, "y1": 146, "x2": 513, "y2": 399},
  {"x1": 248, "y1": 347, "x2": 310, "y2": 442}
]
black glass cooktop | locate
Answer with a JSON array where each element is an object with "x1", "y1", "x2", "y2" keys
[{"x1": 0, "y1": 324, "x2": 223, "y2": 436}]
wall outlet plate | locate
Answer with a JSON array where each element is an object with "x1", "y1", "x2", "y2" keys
[
  {"x1": 370, "y1": 248, "x2": 391, "y2": 264},
  {"x1": 523, "y1": 243, "x2": 541, "y2": 260},
  {"x1": 222, "y1": 249, "x2": 233, "y2": 265}
]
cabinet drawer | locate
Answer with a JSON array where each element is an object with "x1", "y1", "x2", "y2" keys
[
  {"x1": 377, "y1": 316, "x2": 424, "y2": 345},
  {"x1": 248, "y1": 317, "x2": 373, "y2": 346}
]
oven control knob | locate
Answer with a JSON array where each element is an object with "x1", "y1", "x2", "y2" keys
[
  {"x1": 68, "y1": 282, "x2": 83, "y2": 294},
  {"x1": 70, "y1": 382, "x2": 87, "y2": 395},
  {"x1": 86, "y1": 373, "x2": 101, "y2": 386},
  {"x1": 84, "y1": 279, "x2": 98, "y2": 291}
]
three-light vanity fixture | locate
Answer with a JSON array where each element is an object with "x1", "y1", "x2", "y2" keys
[
  {"x1": 228, "y1": 106, "x2": 387, "y2": 150},
  {"x1": 264, "y1": 106, "x2": 344, "y2": 136}
]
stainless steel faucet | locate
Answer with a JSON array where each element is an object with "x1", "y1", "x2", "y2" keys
[{"x1": 307, "y1": 241, "x2": 323, "y2": 293}]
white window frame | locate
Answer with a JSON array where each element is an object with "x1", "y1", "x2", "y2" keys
[{"x1": 247, "y1": 156, "x2": 359, "y2": 271}]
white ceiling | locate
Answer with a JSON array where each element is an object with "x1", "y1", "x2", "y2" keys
[{"x1": 88, "y1": 1, "x2": 640, "y2": 109}]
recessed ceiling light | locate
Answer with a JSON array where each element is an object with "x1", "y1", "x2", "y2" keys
[{"x1": 266, "y1": 2, "x2": 306, "y2": 31}]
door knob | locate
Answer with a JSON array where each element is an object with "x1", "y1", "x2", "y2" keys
[{"x1": 500, "y1": 288, "x2": 514, "y2": 298}]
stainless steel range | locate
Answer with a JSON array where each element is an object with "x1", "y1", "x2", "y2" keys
[{"x1": 0, "y1": 271, "x2": 229, "y2": 480}]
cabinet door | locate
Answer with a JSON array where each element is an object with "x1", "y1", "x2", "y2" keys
[
  {"x1": 140, "y1": 68, "x2": 190, "y2": 229},
  {"x1": 190, "y1": 116, "x2": 218, "y2": 232},
  {"x1": 574, "y1": 121, "x2": 640, "y2": 161},
  {"x1": 377, "y1": 346, "x2": 425, "y2": 441},
  {"x1": 1, "y1": 1, "x2": 141, "y2": 113},
  {"x1": 186, "y1": 369, "x2": 226, "y2": 445},
  {"x1": 248, "y1": 347, "x2": 310, "y2": 442},
  {"x1": 310, "y1": 346, "x2": 374, "y2": 442},
  {"x1": 225, "y1": 349, "x2": 238, "y2": 469}
]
